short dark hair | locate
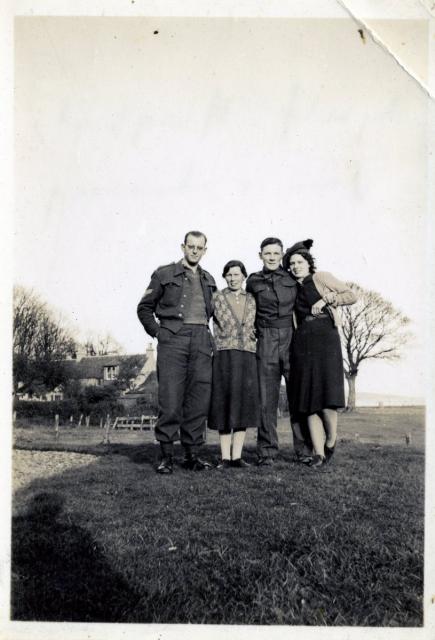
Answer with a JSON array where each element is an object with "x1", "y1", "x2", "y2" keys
[
  {"x1": 184, "y1": 230, "x2": 207, "y2": 245},
  {"x1": 283, "y1": 250, "x2": 316, "y2": 275},
  {"x1": 260, "y1": 237, "x2": 283, "y2": 251},
  {"x1": 222, "y1": 260, "x2": 248, "y2": 279}
]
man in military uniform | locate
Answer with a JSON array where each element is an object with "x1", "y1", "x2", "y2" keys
[
  {"x1": 137, "y1": 231, "x2": 216, "y2": 473},
  {"x1": 246, "y1": 237, "x2": 308, "y2": 465}
]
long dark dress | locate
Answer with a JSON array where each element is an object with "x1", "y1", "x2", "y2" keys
[{"x1": 289, "y1": 275, "x2": 345, "y2": 417}]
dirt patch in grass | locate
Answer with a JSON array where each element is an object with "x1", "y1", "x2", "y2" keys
[{"x1": 13, "y1": 450, "x2": 99, "y2": 491}]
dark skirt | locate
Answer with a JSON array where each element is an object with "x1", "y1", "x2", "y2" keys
[
  {"x1": 208, "y1": 349, "x2": 261, "y2": 433},
  {"x1": 289, "y1": 316, "x2": 345, "y2": 416}
]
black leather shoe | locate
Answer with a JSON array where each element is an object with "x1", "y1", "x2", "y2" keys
[
  {"x1": 216, "y1": 459, "x2": 232, "y2": 470},
  {"x1": 256, "y1": 457, "x2": 274, "y2": 467},
  {"x1": 324, "y1": 445, "x2": 335, "y2": 465},
  {"x1": 182, "y1": 456, "x2": 213, "y2": 471},
  {"x1": 231, "y1": 458, "x2": 250, "y2": 468},
  {"x1": 157, "y1": 456, "x2": 173, "y2": 474}
]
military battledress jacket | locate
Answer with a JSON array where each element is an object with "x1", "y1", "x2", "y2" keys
[
  {"x1": 137, "y1": 260, "x2": 216, "y2": 338},
  {"x1": 246, "y1": 266, "x2": 297, "y2": 328}
]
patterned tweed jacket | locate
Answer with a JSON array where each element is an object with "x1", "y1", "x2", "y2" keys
[{"x1": 212, "y1": 289, "x2": 257, "y2": 353}]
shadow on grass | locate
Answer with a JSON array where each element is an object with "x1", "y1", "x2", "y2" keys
[
  {"x1": 11, "y1": 439, "x2": 424, "y2": 625},
  {"x1": 11, "y1": 491, "x2": 140, "y2": 622}
]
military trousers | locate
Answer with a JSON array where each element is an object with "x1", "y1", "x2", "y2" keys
[
  {"x1": 155, "y1": 324, "x2": 213, "y2": 450},
  {"x1": 256, "y1": 325, "x2": 311, "y2": 458},
  {"x1": 256, "y1": 325, "x2": 293, "y2": 459}
]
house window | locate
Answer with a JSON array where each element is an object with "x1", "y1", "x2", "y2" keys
[{"x1": 104, "y1": 365, "x2": 119, "y2": 381}]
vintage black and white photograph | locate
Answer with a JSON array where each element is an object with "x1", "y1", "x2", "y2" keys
[{"x1": 1, "y1": 1, "x2": 434, "y2": 639}]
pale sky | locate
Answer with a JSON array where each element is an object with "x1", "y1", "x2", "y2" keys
[{"x1": 14, "y1": 15, "x2": 429, "y2": 397}]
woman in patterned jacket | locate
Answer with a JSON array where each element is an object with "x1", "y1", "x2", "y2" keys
[{"x1": 209, "y1": 260, "x2": 261, "y2": 468}]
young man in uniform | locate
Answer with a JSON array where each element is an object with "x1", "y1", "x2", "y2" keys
[
  {"x1": 137, "y1": 231, "x2": 216, "y2": 473},
  {"x1": 246, "y1": 237, "x2": 309, "y2": 465}
]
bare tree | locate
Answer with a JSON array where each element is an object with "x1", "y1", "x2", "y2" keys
[
  {"x1": 13, "y1": 286, "x2": 45, "y2": 357},
  {"x1": 13, "y1": 285, "x2": 77, "y2": 394},
  {"x1": 339, "y1": 283, "x2": 411, "y2": 411},
  {"x1": 83, "y1": 332, "x2": 124, "y2": 356}
]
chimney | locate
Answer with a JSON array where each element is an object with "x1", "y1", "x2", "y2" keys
[{"x1": 145, "y1": 343, "x2": 156, "y2": 370}]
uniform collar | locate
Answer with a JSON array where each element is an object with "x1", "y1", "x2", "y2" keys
[
  {"x1": 177, "y1": 259, "x2": 202, "y2": 275},
  {"x1": 262, "y1": 266, "x2": 286, "y2": 279},
  {"x1": 177, "y1": 259, "x2": 214, "y2": 283}
]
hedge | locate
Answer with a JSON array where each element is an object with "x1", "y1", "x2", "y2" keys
[{"x1": 13, "y1": 398, "x2": 127, "y2": 425}]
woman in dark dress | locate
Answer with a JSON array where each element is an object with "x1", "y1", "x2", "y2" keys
[
  {"x1": 283, "y1": 240, "x2": 357, "y2": 468},
  {"x1": 209, "y1": 260, "x2": 261, "y2": 468}
]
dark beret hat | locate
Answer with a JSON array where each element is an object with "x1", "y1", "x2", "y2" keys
[{"x1": 285, "y1": 239, "x2": 313, "y2": 257}]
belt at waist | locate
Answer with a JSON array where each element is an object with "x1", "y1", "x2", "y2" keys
[
  {"x1": 300, "y1": 313, "x2": 330, "y2": 323},
  {"x1": 181, "y1": 323, "x2": 209, "y2": 329},
  {"x1": 257, "y1": 316, "x2": 293, "y2": 329}
]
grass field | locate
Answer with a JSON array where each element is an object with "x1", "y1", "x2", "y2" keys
[{"x1": 11, "y1": 407, "x2": 425, "y2": 625}]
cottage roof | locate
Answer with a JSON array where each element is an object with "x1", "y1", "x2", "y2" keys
[{"x1": 64, "y1": 354, "x2": 147, "y2": 380}]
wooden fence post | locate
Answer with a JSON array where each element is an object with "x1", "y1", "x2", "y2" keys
[
  {"x1": 85, "y1": 415, "x2": 90, "y2": 428},
  {"x1": 78, "y1": 413, "x2": 83, "y2": 428},
  {"x1": 54, "y1": 414, "x2": 59, "y2": 440},
  {"x1": 99, "y1": 417, "x2": 103, "y2": 429},
  {"x1": 102, "y1": 414, "x2": 111, "y2": 445},
  {"x1": 70, "y1": 415, "x2": 74, "y2": 426}
]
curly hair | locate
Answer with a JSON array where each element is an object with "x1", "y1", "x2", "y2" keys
[{"x1": 282, "y1": 250, "x2": 316, "y2": 275}]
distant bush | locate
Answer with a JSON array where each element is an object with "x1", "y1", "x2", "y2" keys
[
  {"x1": 78, "y1": 384, "x2": 125, "y2": 422},
  {"x1": 13, "y1": 398, "x2": 79, "y2": 422},
  {"x1": 13, "y1": 394, "x2": 126, "y2": 426},
  {"x1": 134, "y1": 396, "x2": 158, "y2": 413}
]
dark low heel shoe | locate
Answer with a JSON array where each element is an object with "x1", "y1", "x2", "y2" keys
[
  {"x1": 157, "y1": 457, "x2": 173, "y2": 474},
  {"x1": 216, "y1": 459, "x2": 232, "y2": 470},
  {"x1": 324, "y1": 445, "x2": 335, "y2": 465},
  {"x1": 308, "y1": 454, "x2": 325, "y2": 468},
  {"x1": 231, "y1": 458, "x2": 250, "y2": 468}
]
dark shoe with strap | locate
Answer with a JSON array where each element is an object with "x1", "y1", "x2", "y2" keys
[
  {"x1": 231, "y1": 458, "x2": 250, "y2": 468},
  {"x1": 216, "y1": 459, "x2": 232, "y2": 470},
  {"x1": 182, "y1": 456, "x2": 213, "y2": 471},
  {"x1": 324, "y1": 445, "x2": 335, "y2": 465},
  {"x1": 308, "y1": 454, "x2": 325, "y2": 469},
  {"x1": 157, "y1": 456, "x2": 173, "y2": 474},
  {"x1": 256, "y1": 457, "x2": 274, "y2": 467}
]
